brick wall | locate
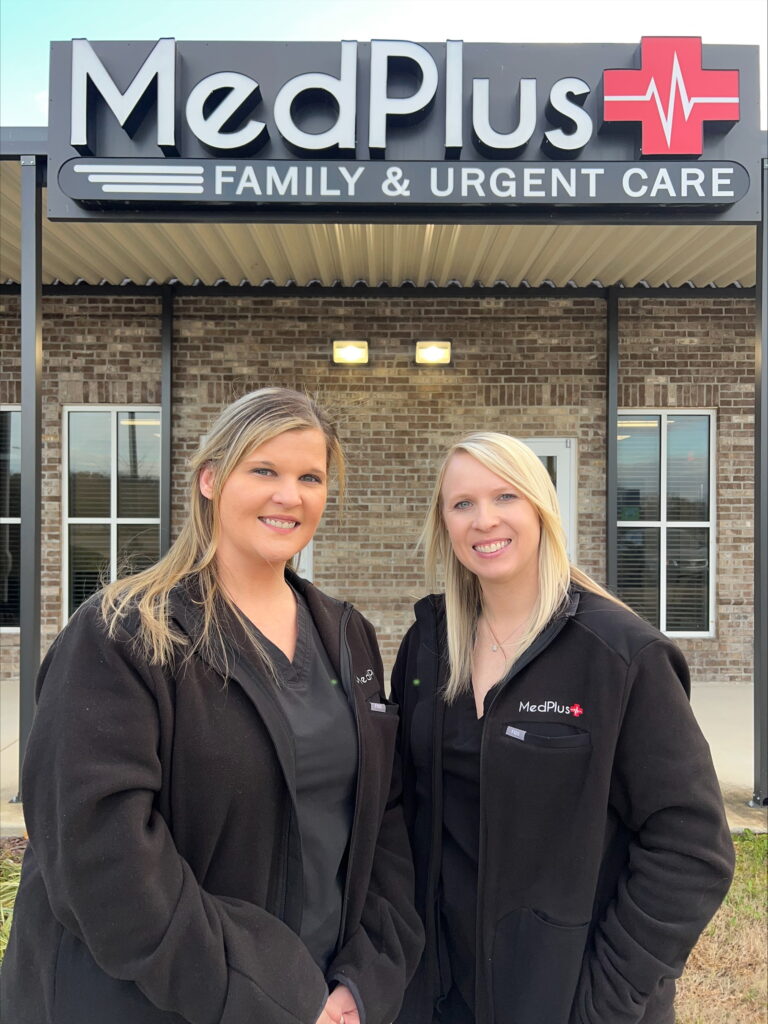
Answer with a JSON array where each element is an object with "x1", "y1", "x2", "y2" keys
[
  {"x1": 0, "y1": 294, "x2": 162, "y2": 679},
  {"x1": 0, "y1": 291, "x2": 755, "y2": 685},
  {"x1": 619, "y1": 297, "x2": 755, "y2": 681},
  {"x1": 171, "y1": 292, "x2": 607, "y2": 670}
]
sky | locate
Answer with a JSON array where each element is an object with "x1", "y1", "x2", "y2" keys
[{"x1": 0, "y1": 0, "x2": 766, "y2": 128}]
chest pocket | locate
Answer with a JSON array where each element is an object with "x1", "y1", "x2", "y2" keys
[
  {"x1": 504, "y1": 721, "x2": 591, "y2": 749},
  {"x1": 491, "y1": 718, "x2": 594, "y2": 888},
  {"x1": 362, "y1": 696, "x2": 399, "y2": 763}
]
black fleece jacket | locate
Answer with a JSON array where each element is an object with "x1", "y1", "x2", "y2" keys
[
  {"x1": 1, "y1": 574, "x2": 424, "y2": 1024},
  {"x1": 391, "y1": 588, "x2": 734, "y2": 1024}
]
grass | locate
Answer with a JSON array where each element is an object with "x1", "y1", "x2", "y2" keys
[
  {"x1": 0, "y1": 831, "x2": 766, "y2": 1016},
  {"x1": 676, "y1": 831, "x2": 768, "y2": 1024},
  {"x1": 0, "y1": 841, "x2": 23, "y2": 961}
]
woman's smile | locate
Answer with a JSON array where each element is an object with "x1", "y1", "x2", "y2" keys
[
  {"x1": 472, "y1": 538, "x2": 511, "y2": 556},
  {"x1": 260, "y1": 516, "x2": 300, "y2": 530}
]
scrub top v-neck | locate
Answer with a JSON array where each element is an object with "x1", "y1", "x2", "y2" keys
[{"x1": 256, "y1": 588, "x2": 358, "y2": 972}]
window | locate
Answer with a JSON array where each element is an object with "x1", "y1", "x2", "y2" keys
[
  {"x1": 617, "y1": 410, "x2": 715, "y2": 635},
  {"x1": 0, "y1": 408, "x2": 21, "y2": 629},
  {"x1": 64, "y1": 408, "x2": 161, "y2": 619}
]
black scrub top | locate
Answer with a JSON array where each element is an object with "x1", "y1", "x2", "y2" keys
[
  {"x1": 440, "y1": 687, "x2": 483, "y2": 1020},
  {"x1": 257, "y1": 589, "x2": 359, "y2": 972}
]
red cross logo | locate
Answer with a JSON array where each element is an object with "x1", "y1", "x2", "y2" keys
[
  {"x1": 569, "y1": 704, "x2": 584, "y2": 717},
  {"x1": 602, "y1": 37, "x2": 740, "y2": 156}
]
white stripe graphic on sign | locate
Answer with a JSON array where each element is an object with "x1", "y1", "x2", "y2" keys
[
  {"x1": 73, "y1": 164, "x2": 205, "y2": 174},
  {"x1": 87, "y1": 175, "x2": 205, "y2": 184},
  {"x1": 100, "y1": 184, "x2": 205, "y2": 194}
]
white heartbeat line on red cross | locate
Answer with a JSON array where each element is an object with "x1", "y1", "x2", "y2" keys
[{"x1": 605, "y1": 52, "x2": 739, "y2": 147}]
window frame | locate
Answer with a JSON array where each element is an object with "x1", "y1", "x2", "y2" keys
[
  {"x1": 62, "y1": 405, "x2": 161, "y2": 624},
  {"x1": 617, "y1": 408, "x2": 716, "y2": 638},
  {"x1": 0, "y1": 405, "x2": 21, "y2": 634}
]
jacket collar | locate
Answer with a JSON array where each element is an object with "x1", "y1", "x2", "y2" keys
[
  {"x1": 286, "y1": 568, "x2": 347, "y2": 680},
  {"x1": 168, "y1": 569, "x2": 348, "y2": 670},
  {"x1": 412, "y1": 586, "x2": 582, "y2": 694},
  {"x1": 167, "y1": 571, "x2": 360, "y2": 781},
  {"x1": 168, "y1": 581, "x2": 301, "y2": 796}
]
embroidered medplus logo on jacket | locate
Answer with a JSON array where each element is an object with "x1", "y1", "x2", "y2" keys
[{"x1": 518, "y1": 699, "x2": 585, "y2": 716}]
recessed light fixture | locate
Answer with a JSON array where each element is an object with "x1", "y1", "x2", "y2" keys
[
  {"x1": 415, "y1": 340, "x2": 452, "y2": 365},
  {"x1": 332, "y1": 340, "x2": 369, "y2": 364}
]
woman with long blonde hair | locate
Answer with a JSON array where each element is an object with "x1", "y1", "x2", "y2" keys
[
  {"x1": 3, "y1": 387, "x2": 422, "y2": 1024},
  {"x1": 393, "y1": 431, "x2": 733, "y2": 1024}
]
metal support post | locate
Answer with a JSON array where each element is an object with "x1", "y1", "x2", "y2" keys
[
  {"x1": 606, "y1": 287, "x2": 619, "y2": 592},
  {"x1": 752, "y1": 158, "x2": 768, "y2": 807},
  {"x1": 160, "y1": 286, "x2": 173, "y2": 555},
  {"x1": 15, "y1": 155, "x2": 43, "y2": 802}
]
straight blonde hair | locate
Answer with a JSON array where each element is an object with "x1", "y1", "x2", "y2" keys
[
  {"x1": 421, "y1": 432, "x2": 627, "y2": 701},
  {"x1": 100, "y1": 387, "x2": 344, "y2": 670}
]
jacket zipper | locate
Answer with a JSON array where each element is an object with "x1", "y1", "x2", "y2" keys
[
  {"x1": 336, "y1": 604, "x2": 359, "y2": 950},
  {"x1": 475, "y1": 611, "x2": 573, "y2": 1021}
]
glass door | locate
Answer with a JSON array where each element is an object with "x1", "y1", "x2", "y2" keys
[{"x1": 524, "y1": 438, "x2": 576, "y2": 560}]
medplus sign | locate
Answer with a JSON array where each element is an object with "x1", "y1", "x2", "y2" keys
[
  {"x1": 570, "y1": 704, "x2": 584, "y2": 717},
  {"x1": 602, "y1": 37, "x2": 739, "y2": 156}
]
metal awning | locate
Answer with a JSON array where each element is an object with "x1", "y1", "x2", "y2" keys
[
  {"x1": 0, "y1": 160, "x2": 757, "y2": 288},
  {"x1": 1, "y1": 137, "x2": 765, "y2": 808}
]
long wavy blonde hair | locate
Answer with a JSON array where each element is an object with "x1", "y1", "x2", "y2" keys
[
  {"x1": 101, "y1": 387, "x2": 344, "y2": 669},
  {"x1": 421, "y1": 432, "x2": 626, "y2": 701}
]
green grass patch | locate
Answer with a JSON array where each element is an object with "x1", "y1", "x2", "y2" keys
[
  {"x1": 677, "y1": 830, "x2": 768, "y2": 1024},
  {"x1": 726, "y1": 830, "x2": 767, "y2": 916}
]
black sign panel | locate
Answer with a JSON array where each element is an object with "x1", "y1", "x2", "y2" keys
[
  {"x1": 58, "y1": 157, "x2": 750, "y2": 206},
  {"x1": 46, "y1": 38, "x2": 764, "y2": 222}
]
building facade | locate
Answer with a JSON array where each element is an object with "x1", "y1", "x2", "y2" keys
[
  {"x1": 0, "y1": 288, "x2": 756, "y2": 680},
  {"x1": 0, "y1": 33, "x2": 765, "y2": 799}
]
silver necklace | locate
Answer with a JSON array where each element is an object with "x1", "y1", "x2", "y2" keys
[{"x1": 483, "y1": 615, "x2": 525, "y2": 653}]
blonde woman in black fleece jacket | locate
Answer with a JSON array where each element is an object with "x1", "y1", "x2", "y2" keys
[
  {"x1": 392, "y1": 431, "x2": 733, "y2": 1024},
  {"x1": 2, "y1": 388, "x2": 423, "y2": 1024}
]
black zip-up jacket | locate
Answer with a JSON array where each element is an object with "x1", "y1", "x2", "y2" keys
[
  {"x1": 391, "y1": 589, "x2": 734, "y2": 1024},
  {"x1": 2, "y1": 573, "x2": 424, "y2": 1024}
]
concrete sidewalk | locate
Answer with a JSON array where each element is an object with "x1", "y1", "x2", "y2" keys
[
  {"x1": 689, "y1": 682, "x2": 767, "y2": 832},
  {"x1": 2, "y1": 680, "x2": 766, "y2": 837}
]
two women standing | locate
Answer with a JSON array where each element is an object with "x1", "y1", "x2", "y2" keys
[{"x1": 3, "y1": 396, "x2": 733, "y2": 1024}]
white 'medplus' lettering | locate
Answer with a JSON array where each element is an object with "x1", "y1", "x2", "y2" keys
[{"x1": 519, "y1": 699, "x2": 571, "y2": 714}]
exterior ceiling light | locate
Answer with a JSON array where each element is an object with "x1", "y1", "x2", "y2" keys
[
  {"x1": 415, "y1": 340, "x2": 452, "y2": 365},
  {"x1": 332, "y1": 340, "x2": 369, "y2": 364}
]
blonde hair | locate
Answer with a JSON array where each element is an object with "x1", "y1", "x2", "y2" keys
[
  {"x1": 421, "y1": 432, "x2": 625, "y2": 701},
  {"x1": 100, "y1": 387, "x2": 344, "y2": 669}
]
